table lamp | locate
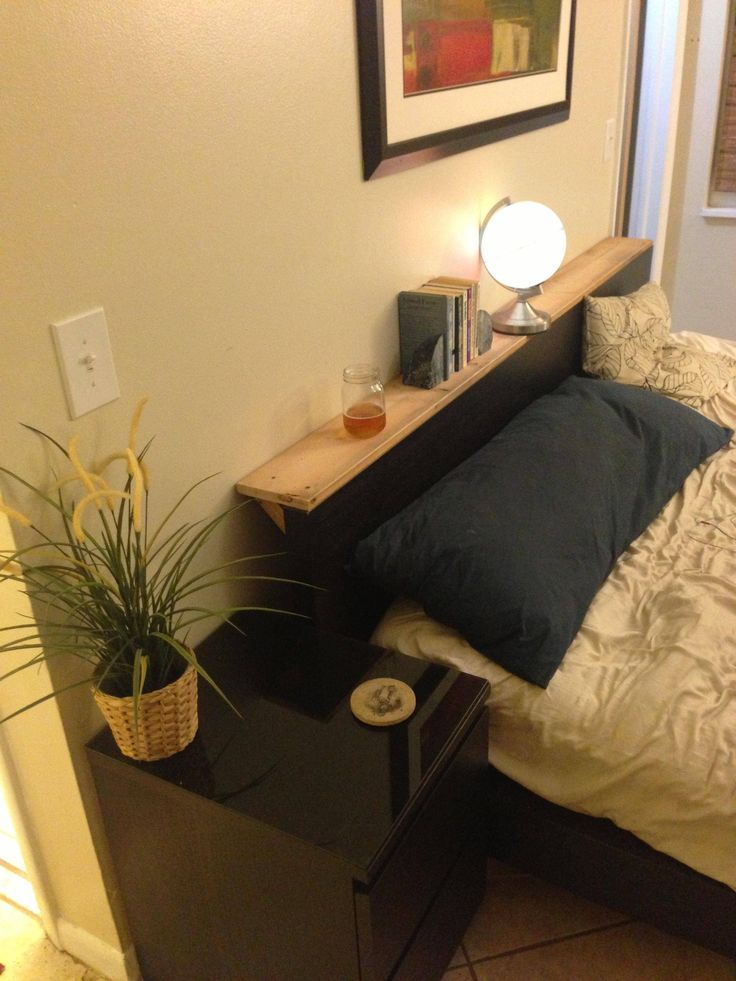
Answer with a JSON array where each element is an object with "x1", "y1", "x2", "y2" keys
[{"x1": 480, "y1": 198, "x2": 566, "y2": 334}]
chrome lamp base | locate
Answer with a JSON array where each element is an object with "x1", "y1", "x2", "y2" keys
[{"x1": 491, "y1": 295, "x2": 550, "y2": 335}]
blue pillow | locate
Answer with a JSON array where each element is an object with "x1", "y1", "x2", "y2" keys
[{"x1": 352, "y1": 376, "x2": 732, "y2": 687}]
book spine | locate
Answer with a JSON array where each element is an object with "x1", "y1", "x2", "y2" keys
[{"x1": 425, "y1": 277, "x2": 481, "y2": 363}]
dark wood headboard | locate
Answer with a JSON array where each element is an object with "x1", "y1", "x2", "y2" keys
[{"x1": 238, "y1": 237, "x2": 653, "y2": 639}]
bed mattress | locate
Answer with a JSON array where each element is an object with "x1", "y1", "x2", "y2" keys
[{"x1": 372, "y1": 331, "x2": 736, "y2": 892}]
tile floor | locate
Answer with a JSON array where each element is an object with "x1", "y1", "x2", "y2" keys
[
  {"x1": 443, "y1": 860, "x2": 736, "y2": 981},
  {"x1": 1, "y1": 859, "x2": 734, "y2": 980}
]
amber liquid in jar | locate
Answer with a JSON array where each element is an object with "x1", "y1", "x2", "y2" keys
[
  {"x1": 342, "y1": 401, "x2": 387, "y2": 438},
  {"x1": 342, "y1": 364, "x2": 386, "y2": 438}
]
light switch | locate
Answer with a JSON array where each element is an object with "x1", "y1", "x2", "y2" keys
[{"x1": 50, "y1": 307, "x2": 121, "y2": 419}]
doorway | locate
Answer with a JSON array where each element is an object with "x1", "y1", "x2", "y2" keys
[
  {"x1": 624, "y1": 0, "x2": 690, "y2": 276},
  {"x1": 0, "y1": 774, "x2": 39, "y2": 915}
]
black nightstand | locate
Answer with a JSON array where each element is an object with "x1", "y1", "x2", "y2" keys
[{"x1": 87, "y1": 612, "x2": 490, "y2": 981}]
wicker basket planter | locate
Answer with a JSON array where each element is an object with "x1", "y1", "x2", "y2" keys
[{"x1": 93, "y1": 663, "x2": 199, "y2": 762}]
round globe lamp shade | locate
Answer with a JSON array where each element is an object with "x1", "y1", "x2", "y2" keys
[
  {"x1": 480, "y1": 200, "x2": 566, "y2": 290},
  {"x1": 480, "y1": 200, "x2": 566, "y2": 335}
]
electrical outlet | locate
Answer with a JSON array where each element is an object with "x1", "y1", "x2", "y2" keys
[
  {"x1": 50, "y1": 307, "x2": 121, "y2": 419},
  {"x1": 604, "y1": 118, "x2": 616, "y2": 163}
]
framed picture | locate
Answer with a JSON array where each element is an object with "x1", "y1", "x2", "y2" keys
[{"x1": 355, "y1": 0, "x2": 576, "y2": 179}]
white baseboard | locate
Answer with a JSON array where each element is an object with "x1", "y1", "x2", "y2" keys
[{"x1": 56, "y1": 918, "x2": 140, "y2": 981}]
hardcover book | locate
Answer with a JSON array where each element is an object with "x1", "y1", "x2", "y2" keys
[
  {"x1": 398, "y1": 290, "x2": 452, "y2": 388},
  {"x1": 418, "y1": 284, "x2": 465, "y2": 369},
  {"x1": 428, "y1": 276, "x2": 480, "y2": 360}
]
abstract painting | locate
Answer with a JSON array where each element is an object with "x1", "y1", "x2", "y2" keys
[{"x1": 355, "y1": 0, "x2": 575, "y2": 178}]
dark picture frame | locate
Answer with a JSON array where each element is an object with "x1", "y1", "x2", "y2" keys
[{"x1": 355, "y1": 0, "x2": 577, "y2": 180}]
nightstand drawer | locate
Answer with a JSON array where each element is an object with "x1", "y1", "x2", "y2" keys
[
  {"x1": 392, "y1": 838, "x2": 486, "y2": 981},
  {"x1": 355, "y1": 708, "x2": 488, "y2": 980}
]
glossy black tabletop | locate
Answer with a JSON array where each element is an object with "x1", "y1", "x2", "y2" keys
[{"x1": 87, "y1": 612, "x2": 489, "y2": 882}]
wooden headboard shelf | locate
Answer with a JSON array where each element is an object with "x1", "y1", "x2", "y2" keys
[
  {"x1": 237, "y1": 236, "x2": 653, "y2": 637},
  {"x1": 238, "y1": 237, "x2": 652, "y2": 517}
]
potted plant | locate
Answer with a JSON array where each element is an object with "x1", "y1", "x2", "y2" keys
[{"x1": 0, "y1": 399, "x2": 303, "y2": 761}]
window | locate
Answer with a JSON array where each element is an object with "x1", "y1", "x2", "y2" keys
[{"x1": 709, "y1": 0, "x2": 736, "y2": 209}]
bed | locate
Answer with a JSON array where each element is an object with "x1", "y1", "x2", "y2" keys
[
  {"x1": 363, "y1": 330, "x2": 736, "y2": 957},
  {"x1": 237, "y1": 237, "x2": 736, "y2": 960}
]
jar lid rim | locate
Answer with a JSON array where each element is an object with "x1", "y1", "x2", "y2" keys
[{"x1": 343, "y1": 363, "x2": 380, "y2": 380}]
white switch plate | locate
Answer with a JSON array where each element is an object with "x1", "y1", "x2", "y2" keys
[{"x1": 50, "y1": 307, "x2": 121, "y2": 419}]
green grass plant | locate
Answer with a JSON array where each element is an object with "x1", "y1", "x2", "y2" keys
[{"x1": 0, "y1": 399, "x2": 304, "y2": 723}]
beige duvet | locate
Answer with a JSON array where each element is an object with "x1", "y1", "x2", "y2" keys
[{"x1": 373, "y1": 331, "x2": 736, "y2": 892}]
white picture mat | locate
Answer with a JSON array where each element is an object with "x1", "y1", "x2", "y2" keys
[{"x1": 383, "y1": 0, "x2": 573, "y2": 145}]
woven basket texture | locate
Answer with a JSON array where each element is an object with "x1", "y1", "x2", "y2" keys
[{"x1": 93, "y1": 662, "x2": 198, "y2": 761}]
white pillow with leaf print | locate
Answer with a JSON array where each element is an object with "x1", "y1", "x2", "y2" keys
[
  {"x1": 649, "y1": 342, "x2": 736, "y2": 407},
  {"x1": 583, "y1": 282, "x2": 671, "y2": 385}
]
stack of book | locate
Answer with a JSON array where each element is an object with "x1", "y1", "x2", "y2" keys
[{"x1": 398, "y1": 276, "x2": 487, "y2": 389}]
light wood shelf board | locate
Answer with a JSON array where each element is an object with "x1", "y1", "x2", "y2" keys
[
  {"x1": 237, "y1": 237, "x2": 651, "y2": 515},
  {"x1": 236, "y1": 332, "x2": 525, "y2": 513}
]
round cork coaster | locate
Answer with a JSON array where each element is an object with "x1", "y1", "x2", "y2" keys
[{"x1": 350, "y1": 677, "x2": 416, "y2": 726}]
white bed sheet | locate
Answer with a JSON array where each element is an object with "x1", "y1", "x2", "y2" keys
[{"x1": 373, "y1": 331, "x2": 736, "y2": 892}]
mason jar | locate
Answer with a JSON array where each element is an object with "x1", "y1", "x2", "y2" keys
[{"x1": 342, "y1": 364, "x2": 386, "y2": 438}]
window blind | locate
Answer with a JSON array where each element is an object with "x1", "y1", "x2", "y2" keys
[{"x1": 713, "y1": 3, "x2": 736, "y2": 193}]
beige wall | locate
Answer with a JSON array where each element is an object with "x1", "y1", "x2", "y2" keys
[
  {"x1": 1, "y1": 0, "x2": 630, "y2": 972},
  {"x1": 663, "y1": 0, "x2": 736, "y2": 339}
]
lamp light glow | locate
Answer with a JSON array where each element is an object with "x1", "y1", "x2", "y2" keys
[{"x1": 480, "y1": 198, "x2": 566, "y2": 335}]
